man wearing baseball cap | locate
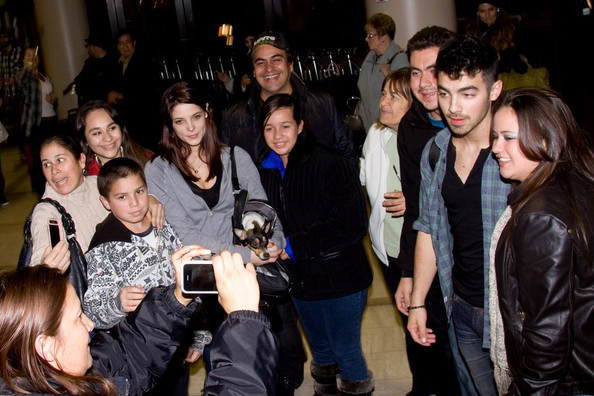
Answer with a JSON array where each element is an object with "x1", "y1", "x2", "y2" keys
[{"x1": 220, "y1": 30, "x2": 355, "y2": 165}]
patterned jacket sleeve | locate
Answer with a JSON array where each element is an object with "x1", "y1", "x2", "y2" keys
[{"x1": 83, "y1": 243, "x2": 128, "y2": 329}]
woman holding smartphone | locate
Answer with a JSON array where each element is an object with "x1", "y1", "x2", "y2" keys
[
  {"x1": 0, "y1": 249, "x2": 279, "y2": 396},
  {"x1": 28, "y1": 134, "x2": 164, "y2": 273}
]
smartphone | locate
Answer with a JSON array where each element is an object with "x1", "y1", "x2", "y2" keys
[
  {"x1": 182, "y1": 259, "x2": 217, "y2": 294},
  {"x1": 48, "y1": 219, "x2": 61, "y2": 248}
]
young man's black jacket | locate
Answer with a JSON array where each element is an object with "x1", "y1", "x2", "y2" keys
[{"x1": 397, "y1": 98, "x2": 444, "y2": 276}]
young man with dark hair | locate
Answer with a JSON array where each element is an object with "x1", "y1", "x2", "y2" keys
[
  {"x1": 395, "y1": 25, "x2": 462, "y2": 396},
  {"x1": 407, "y1": 35, "x2": 510, "y2": 395}
]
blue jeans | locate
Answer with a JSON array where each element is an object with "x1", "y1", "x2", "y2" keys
[
  {"x1": 292, "y1": 289, "x2": 369, "y2": 381},
  {"x1": 448, "y1": 323, "x2": 477, "y2": 396},
  {"x1": 452, "y1": 294, "x2": 497, "y2": 396}
]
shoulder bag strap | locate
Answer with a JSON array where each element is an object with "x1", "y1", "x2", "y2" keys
[
  {"x1": 230, "y1": 146, "x2": 240, "y2": 193},
  {"x1": 39, "y1": 198, "x2": 77, "y2": 236},
  {"x1": 230, "y1": 147, "x2": 248, "y2": 230},
  {"x1": 429, "y1": 139, "x2": 440, "y2": 172},
  {"x1": 386, "y1": 49, "x2": 405, "y2": 65}
]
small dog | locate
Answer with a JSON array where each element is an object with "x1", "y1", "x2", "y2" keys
[{"x1": 233, "y1": 200, "x2": 277, "y2": 261}]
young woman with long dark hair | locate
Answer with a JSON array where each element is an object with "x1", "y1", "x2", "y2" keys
[{"x1": 489, "y1": 87, "x2": 594, "y2": 394}]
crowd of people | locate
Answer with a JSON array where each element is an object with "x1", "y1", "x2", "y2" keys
[{"x1": 1, "y1": 3, "x2": 593, "y2": 394}]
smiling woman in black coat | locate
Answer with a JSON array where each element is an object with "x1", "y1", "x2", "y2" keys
[
  {"x1": 490, "y1": 88, "x2": 594, "y2": 395},
  {"x1": 258, "y1": 94, "x2": 374, "y2": 396}
]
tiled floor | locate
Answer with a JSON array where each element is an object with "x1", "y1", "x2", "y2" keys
[
  {"x1": 0, "y1": 141, "x2": 413, "y2": 395},
  {"x1": 187, "y1": 302, "x2": 413, "y2": 396}
]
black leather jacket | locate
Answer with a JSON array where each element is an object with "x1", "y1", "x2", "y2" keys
[
  {"x1": 220, "y1": 73, "x2": 354, "y2": 165},
  {"x1": 495, "y1": 174, "x2": 594, "y2": 395}
]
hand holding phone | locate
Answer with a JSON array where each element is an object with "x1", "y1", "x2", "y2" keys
[
  {"x1": 48, "y1": 219, "x2": 61, "y2": 248},
  {"x1": 40, "y1": 241, "x2": 70, "y2": 273}
]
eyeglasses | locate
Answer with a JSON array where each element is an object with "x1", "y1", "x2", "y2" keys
[{"x1": 365, "y1": 33, "x2": 378, "y2": 39}]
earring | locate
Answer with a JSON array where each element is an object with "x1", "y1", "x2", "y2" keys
[{"x1": 497, "y1": 8, "x2": 500, "y2": 12}]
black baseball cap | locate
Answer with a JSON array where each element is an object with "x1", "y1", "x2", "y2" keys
[
  {"x1": 253, "y1": 31, "x2": 290, "y2": 53},
  {"x1": 85, "y1": 34, "x2": 110, "y2": 50}
]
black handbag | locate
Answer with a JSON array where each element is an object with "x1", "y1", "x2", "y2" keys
[
  {"x1": 18, "y1": 198, "x2": 89, "y2": 302},
  {"x1": 230, "y1": 147, "x2": 290, "y2": 301}
]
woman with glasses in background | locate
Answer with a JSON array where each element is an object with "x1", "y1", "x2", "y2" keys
[{"x1": 357, "y1": 12, "x2": 409, "y2": 133}]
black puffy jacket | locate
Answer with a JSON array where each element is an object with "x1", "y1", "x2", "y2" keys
[
  {"x1": 220, "y1": 73, "x2": 354, "y2": 165},
  {"x1": 0, "y1": 288, "x2": 278, "y2": 396},
  {"x1": 495, "y1": 174, "x2": 594, "y2": 395},
  {"x1": 0, "y1": 285, "x2": 194, "y2": 396},
  {"x1": 259, "y1": 133, "x2": 372, "y2": 300}
]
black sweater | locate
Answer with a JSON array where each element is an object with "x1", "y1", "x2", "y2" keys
[{"x1": 259, "y1": 134, "x2": 372, "y2": 300}]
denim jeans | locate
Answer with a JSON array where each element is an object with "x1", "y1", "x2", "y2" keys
[
  {"x1": 449, "y1": 321, "x2": 477, "y2": 396},
  {"x1": 451, "y1": 294, "x2": 497, "y2": 396},
  {"x1": 292, "y1": 289, "x2": 369, "y2": 381}
]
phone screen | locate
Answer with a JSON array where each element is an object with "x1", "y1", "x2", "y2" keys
[
  {"x1": 49, "y1": 219, "x2": 60, "y2": 248},
  {"x1": 182, "y1": 260, "x2": 217, "y2": 294}
]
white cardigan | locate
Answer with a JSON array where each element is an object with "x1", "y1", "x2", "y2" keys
[{"x1": 359, "y1": 124, "x2": 404, "y2": 266}]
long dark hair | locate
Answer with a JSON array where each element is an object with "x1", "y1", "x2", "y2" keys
[
  {"x1": 158, "y1": 81, "x2": 222, "y2": 182},
  {"x1": 0, "y1": 266, "x2": 116, "y2": 395},
  {"x1": 75, "y1": 100, "x2": 151, "y2": 169},
  {"x1": 466, "y1": 7, "x2": 516, "y2": 53},
  {"x1": 494, "y1": 87, "x2": 594, "y2": 247}
]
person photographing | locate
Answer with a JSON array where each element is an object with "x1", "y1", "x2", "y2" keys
[{"x1": 0, "y1": 248, "x2": 278, "y2": 395}]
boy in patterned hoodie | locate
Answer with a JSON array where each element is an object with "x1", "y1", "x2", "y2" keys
[{"x1": 83, "y1": 157, "x2": 211, "y2": 393}]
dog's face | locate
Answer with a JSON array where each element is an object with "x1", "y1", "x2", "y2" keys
[{"x1": 234, "y1": 212, "x2": 273, "y2": 260}]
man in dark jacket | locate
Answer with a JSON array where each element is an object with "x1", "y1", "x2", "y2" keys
[
  {"x1": 73, "y1": 34, "x2": 117, "y2": 106},
  {"x1": 220, "y1": 31, "x2": 354, "y2": 165},
  {"x1": 107, "y1": 29, "x2": 160, "y2": 151}
]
